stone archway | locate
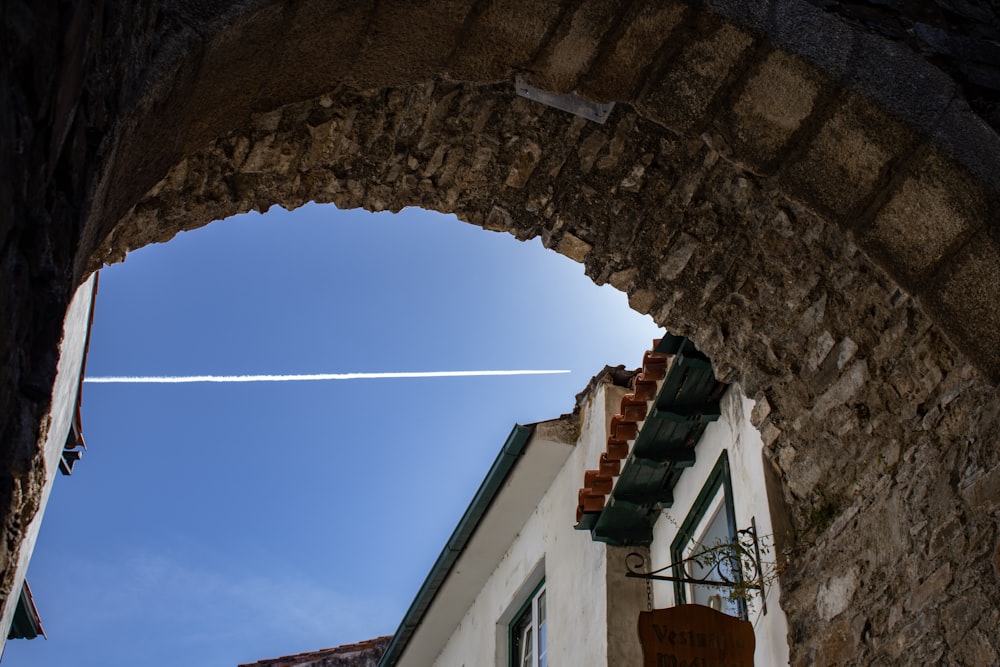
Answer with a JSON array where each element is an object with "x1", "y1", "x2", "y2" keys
[{"x1": 4, "y1": 1, "x2": 1000, "y2": 664}]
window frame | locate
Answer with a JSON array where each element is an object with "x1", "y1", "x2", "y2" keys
[
  {"x1": 507, "y1": 579, "x2": 547, "y2": 667},
  {"x1": 669, "y1": 450, "x2": 747, "y2": 620}
]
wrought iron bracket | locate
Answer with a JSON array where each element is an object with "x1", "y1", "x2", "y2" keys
[{"x1": 624, "y1": 516, "x2": 768, "y2": 615}]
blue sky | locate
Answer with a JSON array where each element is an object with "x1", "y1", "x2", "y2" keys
[{"x1": 4, "y1": 204, "x2": 661, "y2": 666}]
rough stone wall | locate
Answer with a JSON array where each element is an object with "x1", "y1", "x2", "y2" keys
[
  {"x1": 802, "y1": 0, "x2": 1000, "y2": 131},
  {"x1": 3, "y1": 1, "x2": 1000, "y2": 665}
]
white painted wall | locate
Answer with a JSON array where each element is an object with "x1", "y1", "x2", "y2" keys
[
  {"x1": 0, "y1": 274, "x2": 96, "y2": 651},
  {"x1": 649, "y1": 385, "x2": 791, "y2": 666},
  {"x1": 428, "y1": 380, "x2": 625, "y2": 667},
  {"x1": 409, "y1": 376, "x2": 790, "y2": 667}
]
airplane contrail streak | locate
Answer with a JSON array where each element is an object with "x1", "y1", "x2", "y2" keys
[{"x1": 84, "y1": 370, "x2": 571, "y2": 384}]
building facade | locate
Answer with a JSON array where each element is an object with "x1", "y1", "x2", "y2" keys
[{"x1": 378, "y1": 335, "x2": 790, "y2": 666}]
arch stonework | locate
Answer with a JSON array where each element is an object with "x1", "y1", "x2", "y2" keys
[{"x1": 3, "y1": 1, "x2": 999, "y2": 664}]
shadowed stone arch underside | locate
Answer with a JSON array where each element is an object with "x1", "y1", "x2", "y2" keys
[{"x1": 5, "y1": 1, "x2": 1000, "y2": 664}]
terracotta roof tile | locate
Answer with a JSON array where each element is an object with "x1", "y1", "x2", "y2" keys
[
  {"x1": 238, "y1": 636, "x2": 391, "y2": 667},
  {"x1": 576, "y1": 338, "x2": 673, "y2": 523}
]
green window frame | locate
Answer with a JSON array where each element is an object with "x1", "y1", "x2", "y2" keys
[
  {"x1": 508, "y1": 580, "x2": 547, "y2": 667},
  {"x1": 669, "y1": 450, "x2": 747, "y2": 620}
]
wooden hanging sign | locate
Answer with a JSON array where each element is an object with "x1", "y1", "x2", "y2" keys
[{"x1": 638, "y1": 604, "x2": 755, "y2": 667}]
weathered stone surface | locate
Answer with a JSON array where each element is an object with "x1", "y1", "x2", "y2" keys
[
  {"x1": 863, "y1": 149, "x2": 987, "y2": 285},
  {"x1": 638, "y1": 19, "x2": 756, "y2": 135},
  {"x1": 578, "y1": 2, "x2": 687, "y2": 102},
  {"x1": 5, "y1": 2, "x2": 1000, "y2": 665},
  {"x1": 923, "y1": 230, "x2": 1000, "y2": 381},
  {"x1": 527, "y1": 0, "x2": 627, "y2": 94},
  {"x1": 727, "y1": 51, "x2": 825, "y2": 171},
  {"x1": 448, "y1": 0, "x2": 561, "y2": 82},
  {"x1": 816, "y1": 569, "x2": 858, "y2": 621},
  {"x1": 352, "y1": 0, "x2": 472, "y2": 88},
  {"x1": 782, "y1": 92, "x2": 916, "y2": 221}
]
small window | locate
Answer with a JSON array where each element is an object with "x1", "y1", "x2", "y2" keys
[
  {"x1": 509, "y1": 583, "x2": 547, "y2": 667},
  {"x1": 670, "y1": 451, "x2": 747, "y2": 620}
]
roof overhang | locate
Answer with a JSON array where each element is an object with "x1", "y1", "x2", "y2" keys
[
  {"x1": 576, "y1": 335, "x2": 727, "y2": 546},
  {"x1": 7, "y1": 580, "x2": 44, "y2": 641},
  {"x1": 381, "y1": 421, "x2": 576, "y2": 667}
]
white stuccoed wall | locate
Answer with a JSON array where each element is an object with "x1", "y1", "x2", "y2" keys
[
  {"x1": 650, "y1": 385, "x2": 791, "y2": 666},
  {"x1": 423, "y1": 378, "x2": 790, "y2": 667},
  {"x1": 430, "y1": 380, "x2": 625, "y2": 667}
]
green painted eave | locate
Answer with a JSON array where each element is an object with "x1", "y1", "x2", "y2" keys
[
  {"x1": 7, "y1": 580, "x2": 44, "y2": 641},
  {"x1": 378, "y1": 424, "x2": 534, "y2": 667},
  {"x1": 588, "y1": 335, "x2": 726, "y2": 547}
]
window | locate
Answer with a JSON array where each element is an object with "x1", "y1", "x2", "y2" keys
[
  {"x1": 509, "y1": 582, "x2": 547, "y2": 667},
  {"x1": 670, "y1": 451, "x2": 747, "y2": 620}
]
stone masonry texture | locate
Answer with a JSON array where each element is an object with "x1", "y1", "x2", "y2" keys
[{"x1": 2, "y1": 1, "x2": 999, "y2": 664}]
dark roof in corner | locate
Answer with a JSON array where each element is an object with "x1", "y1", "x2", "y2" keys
[
  {"x1": 377, "y1": 424, "x2": 534, "y2": 667},
  {"x1": 7, "y1": 580, "x2": 45, "y2": 641},
  {"x1": 238, "y1": 636, "x2": 391, "y2": 667}
]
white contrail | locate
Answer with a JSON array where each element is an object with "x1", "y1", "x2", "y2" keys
[{"x1": 84, "y1": 370, "x2": 571, "y2": 384}]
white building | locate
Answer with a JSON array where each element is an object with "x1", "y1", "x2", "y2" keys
[
  {"x1": 378, "y1": 334, "x2": 791, "y2": 667},
  {"x1": 1, "y1": 273, "x2": 98, "y2": 654}
]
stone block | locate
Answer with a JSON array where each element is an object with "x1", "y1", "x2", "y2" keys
[
  {"x1": 578, "y1": 3, "x2": 687, "y2": 102},
  {"x1": 815, "y1": 616, "x2": 859, "y2": 667},
  {"x1": 763, "y1": 0, "x2": 854, "y2": 80},
  {"x1": 907, "y1": 563, "x2": 952, "y2": 611},
  {"x1": 845, "y1": 29, "x2": 957, "y2": 138},
  {"x1": 750, "y1": 394, "x2": 771, "y2": 425},
  {"x1": 928, "y1": 515, "x2": 966, "y2": 559},
  {"x1": 659, "y1": 232, "x2": 699, "y2": 281},
  {"x1": 760, "y1": 421, "x2": 781, "y2": 447},
  {"x1": 448, "y1": 0, "x2": 562, "y2": 81},
  {"x1": 638, "y1": 20, "x2": 755, "y2": 135},
  {"x1": 627, "y1": 288, "x2": 656, "y2": 315},
  {"x1": 782, "y1": 93, "x2": 917, "y2": 221},
  {"x1": 942, "y1": 590, "x2": 993, "y2": 647},
  {"x1": 954, "y1": 628, "x2": 1000, "y2": 667},
  {"x1": 351, "y1": 0, "x2": 472, "y2": 88},
  {"x1": 960, "y1": 464, "x2": 1000, "y2": 512},
  {"x1": 861, "y1": 150, "x2": 986, "y2": 287},
  {"x1": 194, "y1": 1, "x2": 368, "y2": 138},
  {"x1": 256, "y1": 1, "x2": 372, "y2": 107},
  {"x1": 922, "y1": 230, "x2": 1000, "y2": 382},
  {"x1": 930, "y1": 97, "x2": 1000, "y2": 199},
  {"x1": 816, "y1": 569, "x2": 858, "y2": 621},
  {"x1": 504, "y1": 140, "x2": 542, "y2": 188},
  {"x1": 557, "y1": 232, "x2": 592, "y2": 263},
  {"x1": 526, "y1": 0, "x2": 628, "y2": 94},
  {"x1": 725, "y1": 51, "x2": 826, "y2": 172},
  {"x1": 811, "y1": 358, "x2": 868, "y2": 420},
  {"x1": 701, "y1": 0, "x2": 768, "y2": 30}
]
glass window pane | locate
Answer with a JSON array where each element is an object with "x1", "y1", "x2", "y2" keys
[
  {"x1": 537, "y1": 591, "x2": 547, "y2": 667},
  {"x1": 686, "y1": 497, "x2": 741, "y2": 617},
  {"x1": 510, "y1": 584, "x2": 546, "y2": 667},
  {"x1": 519, "y1": 626, "x2": 533, "y2": 667}
]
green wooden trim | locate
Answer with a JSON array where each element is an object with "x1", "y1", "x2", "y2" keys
[
  {"x1": 669, "y1": 450, "x2": 746, "y2": 619},
  {"x1": 587, "y1": 336, "x2": 726, "y2": 546},
  {"x1": 379, "y1": 424, "x2": 534, "y2": 667},
  {"x1": 507, "y1": 579, "x2": 546, "y2": 667}
]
